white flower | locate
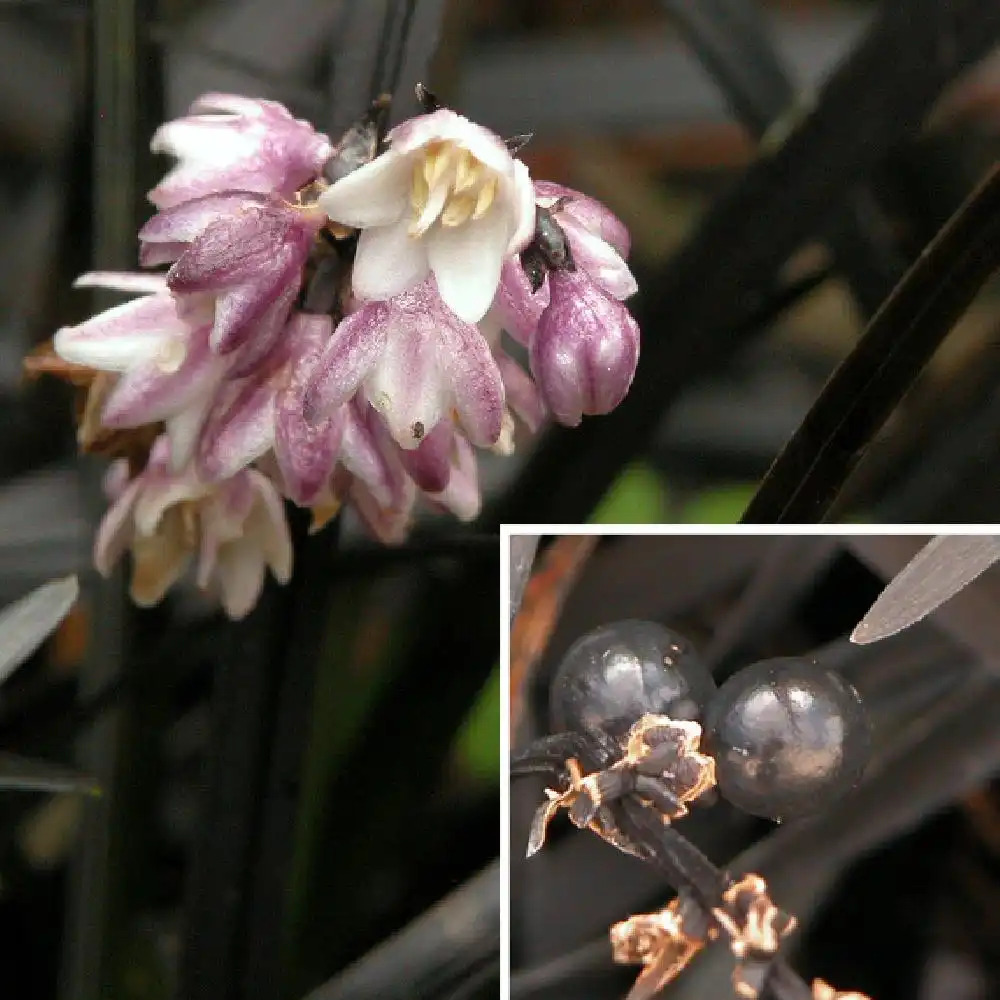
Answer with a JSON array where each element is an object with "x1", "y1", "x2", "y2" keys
[{"x1": 317, "y1": 109, "x2": 535, "y2": 324}]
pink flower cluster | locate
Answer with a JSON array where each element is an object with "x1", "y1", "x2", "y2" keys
[{"x1": 50, "y1": 89, "x2": 640, "y2": 617}]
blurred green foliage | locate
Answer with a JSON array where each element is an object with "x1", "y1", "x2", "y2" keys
[
  {"x1": 453, "y1": 667, "x2": 500, "y2": 782},
  {"x1": 590, "y1": 462, "x2": 755, "y2": 524},
  {"x1": 677, "y1": 483, "x2": 757, "y2": 523},
  {"x1": 590, "y1": 464, "x2": 671, "y2": 523}
]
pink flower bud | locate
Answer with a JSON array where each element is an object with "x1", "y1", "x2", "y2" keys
[{"x1": 530, "y1": 269, "x2": 639, "y2": 427}]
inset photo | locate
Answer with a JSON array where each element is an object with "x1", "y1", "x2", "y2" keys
[{"x1": 505, "y1": 532, "x2": 1000, "y2": 1000}]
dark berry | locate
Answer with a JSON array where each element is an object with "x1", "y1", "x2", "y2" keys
[
  {"x1": 549, "y1": 620, "x2": 716, "y2": 741},
  {"x1": 703, "y1": 657, "x2": 870, "y2": 821}
]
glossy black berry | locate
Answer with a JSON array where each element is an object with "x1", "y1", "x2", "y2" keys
[
  {"x1": 703, "y1": 657, "x2": 870, "y2": 821},
  {"x1": 549, "y1": 620, "x2": 716, "y2": 741}
]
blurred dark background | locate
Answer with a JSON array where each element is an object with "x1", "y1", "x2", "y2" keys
[{"x1": 511, "y1": 534, "x2": 1000, "y2": 1000}]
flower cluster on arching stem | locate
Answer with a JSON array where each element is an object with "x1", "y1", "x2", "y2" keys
[{"x1": 37, "y1": 86, "x2": 640, "y2": 618}]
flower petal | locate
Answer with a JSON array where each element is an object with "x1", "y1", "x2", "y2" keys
[
  {"x1": 140, "y1": 242, "x2": 190, "y2": 267},
  {"x1": 196, "y1": 474, "x2": 256, "y2": 589},
  {"x1": 495, "y1": 349, "x2": 547, "y2": 432},
  {"x1": 530, "y1": 270, "x2": 639, "y2": 426},
  {"x1": 167, "y1": 202, "x2": 308, "y2": 293},
  {"x1": 129, "y1": 511, "x2": 194, "y2": 607},
  {"x1": 305, "y1": 303, "x2": 388, "y2": 420},
  {"x1": 346, "y1": 464, "x2": 416, "y2": 544},
  {"x1": 93, "y1": 479, "x2": 141, "y2": 576},
  {"x1": 164, "y1": 394, "x2": 213, "y2": 471},
  {"x1": 74, "y1": 272, "x2": 168, "y2": 295},
  {"x1": 435, "y1": 311, "x2": 505, "y2": 448},
  {"x1": 101, "y1": 325, "x2": 227, "y2": 427},
  {"x1": 148, "y1": 94, "x2": 332, "y2": 209},
  {"x1": 365, "y1": 314, "x2": 448, "y2": 450},
  {"x1": 197, "y1": 373, "x2": 277, "y2": 482},
  {"x1": 245, "y1": 470, "x2": 293, "y2": 583},
  {"x1": 188, "y1": 93, "x2": 271, "y2": 117},
  {"x1": 355, "y1": 410, "x2": 416, "y2": 539},
  {"x1": 426, "y1": 432, "x2": 481, "y2": 521},
  {"x1": 349, "y1": 478, "x2": 415, "y2": 545},
  {"x1": 139, "y1": 192, "x2": 266, "y2": 265},
  {"x1": 317, "y1": 149, "x2": 412, "y2": 228},
  {"x1": 492, "y1": 257, "x2": 549, "y2": 346},
  {"x1": 534, "y1": 180, "x2": 631, "y2": 258},
  {"x1": 149, "y1": 163, "x2": 284, "y2": 210},
  {"x1": 220, "y1": 276, "x2": 299, "y2": 368},
  {"x1": 54, "y1": 294, "x2": 183, "y2": 372},
  {"x1": 506, "y1": 160, "x2": 537, "y2": 254},
  {"x1": 338, "y1": 399, "x2": 394, "y2": 507},
  {"x1": 274, "y1": 315, "x2": 344, "y2": 504},
  {"x1": 389, "y1": 110, "x2": 513, "y2": 177},
  {"x1": 426, "y1": 206, "x2": 509, "y2": 323},
  {"x1": 103, "y1": 458, "x2": 131, "y2": 501},
  {"x1": 132, "y1": 464, "x2": 205, "y2": 537},
  {"x1": 397, "y1": 421, "x2": 453, "y2": 493},
  {"x1": 213, "y1": 538, "x2": 267, "y2": 620},
  {"x1": 150, "y1": 117, "x2": 257, "y2": 162},
  {"x1": 561, "y1": 217, "x2": 637, "y2": 301},
  {"x1": 350, "y1": 220, "x2": 431, "y2": 303}
]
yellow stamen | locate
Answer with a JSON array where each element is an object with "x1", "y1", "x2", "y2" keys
[
  {"x1": 472, "y1": 176, "x2": 498, "y2": 220},
  {"x1": 410, "y1": 160, "x2": 429, "y2": 219},
  {"x1": 409, "y1": 179, "x2": 450, "y2": 236},
  {"x1": 440, "y1": 192, "x2": 478, "y2": 227},
  {"x1": 453, "y1": 150, "x2": 481, "y2": 194},
  {"x1": 422, "y1": 142, "x2": 451, "y2": 190}
]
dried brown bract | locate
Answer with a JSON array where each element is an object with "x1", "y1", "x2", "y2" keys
[
  {"x1": 610, "y1": 898, "x2": 707, "y2": 1000},
  {"x1": 526, "y1": 715, "x2": 717, "y2": 857},
  {"x1": 712, "y1": 874, "x2": 797, "y2": 998}
]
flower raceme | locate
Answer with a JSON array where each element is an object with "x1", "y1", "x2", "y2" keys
[{"x1": 36, "y1": 86, "x2": 641, "y2": 617}]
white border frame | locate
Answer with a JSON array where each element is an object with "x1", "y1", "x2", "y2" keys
[{"x1": 499, "y1": 522, "x2": 993, "y2": 1000}]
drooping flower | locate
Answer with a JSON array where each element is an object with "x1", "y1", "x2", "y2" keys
[
  {"x1": 529, "y1": 269, "x2": 640, "y2": 427},
  {"x1": 317, "y1": 109, "x2": 535, "y2": 323},
  {"x1": 148, "y1": 93, "x2": 333, "y2": 209},
  {"x1": 95, "y1": 437, "x2": 292, "y2": 619},
  {"x1": 305, "y1": 278, "x2": 505, "y2": 451},
  {"x1": 53, "y1": 272, "x2": 228, "y2": 467}
]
